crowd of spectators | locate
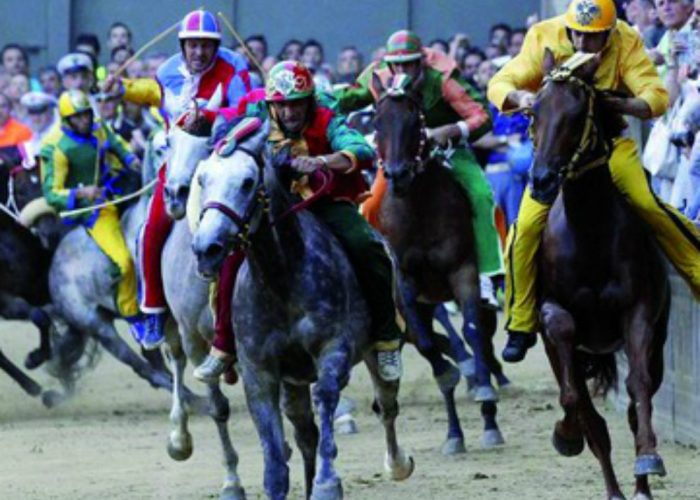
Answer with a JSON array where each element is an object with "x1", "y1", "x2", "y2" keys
[{"x1": 1, "y1": 1, "x2": 699, "y2": 223}]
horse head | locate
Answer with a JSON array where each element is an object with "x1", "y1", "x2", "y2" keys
[
  {"x1": 529, "y1": 49, "x2": 626, "y2": 204},
  {"x1": 163, "y1": 88, "x2": 222, "y2": 219},
  {"x1": 372, "y1": 72, "x2": 427, "y2": 196},
  {"x1": 192, "y1": 117, "x2": 270, "y2": 279}
]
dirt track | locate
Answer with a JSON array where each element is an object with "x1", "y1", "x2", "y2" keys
[{"x1": 0, "y1": 319, "x2": 698, "y2": 499}]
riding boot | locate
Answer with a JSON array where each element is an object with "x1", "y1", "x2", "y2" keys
[
  {"x1": 140, "y1": 312, "x2": 167, "y2": 350},
  {"x1": 312, "y1": 200, "x2": 403, "y2": 381},
  {"x1": 502, "y1": 330, "x2": 537, "y2": 363}
]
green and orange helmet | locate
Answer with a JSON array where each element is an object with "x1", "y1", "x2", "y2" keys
[
  {"x1": 265, "y1": 61, "x2": 315, "y2": 102},
  {"x1": 384, "y1": 30, "x2": 424, "y2": 64}
]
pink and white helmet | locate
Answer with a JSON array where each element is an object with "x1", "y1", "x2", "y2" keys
[{"x1": 178, "y1": 10, "x2": 221, "y2": 41}]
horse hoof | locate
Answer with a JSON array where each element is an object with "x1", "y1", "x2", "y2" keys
[
  {"x1": 436, "y1": 365, "x2": 461, "y2": 392},
  {"x1": 441, "y1": 437, "x2": 466, "y2": 455},
  {"x1": 473, "y1": 385, "x2": 499, "y2": 402},
  {"x1": 334, "y1": 414, "x2": 359, "y2": 435},
  {"x1": 220, "y1": 479, "x2": 246, "y2": 500},
  {"x1": 167, "y1": 431, "x2": 193, "y2": 461},
  {"x1": 384, "y1": 447, "x2": 415, "y2": 481},
  {"x1": 41, "y1": 390, "x2": 63, "y2": 409},
  {"x1": 311, "y1": 477, "x2": 343, "y2": 500},
  {"x1": 551, "y1": 430, "x2": 584, "y2": 457},
  {"x1": 634, "y1": 454, "x2": 666, "y2": 477},
  {"x1": 632, "y1": 493, "x2": 651, "y2": 500},
  {"x1": 481, "y1": 429, "x2": 505, "y2": 449},
  {"x1": 25, "y1": 348, "x2": 50, "y2": 370}
]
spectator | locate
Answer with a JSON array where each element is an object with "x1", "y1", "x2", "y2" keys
[
  {"x1": 75, "y1": 32, "x2": 106, "y2": 81},
  {"x1": 0, "y1": 68, "x2": 9, "y2": 95},
  {"x1": 475, "y1": 59, "x2": 497, "y2": 94},
  {"x1": 111, "y1": 45, "x2": 134, "y2": 66},
  {"x1": 462, "y1": 48, "x2": 486, "y2": 86},
  {"x1": 652, "y1": 0, "x2": 694, "y2": 76},
  {"x1": 39, "y1": 66, "x2": 62, "y2": 97},
  {"x1": 625, "y1": 0, "x2": 667, "y2": 47},
  {"x1": 143, "y1": 52, "x2": 168, "y2": 79},
  {"x1": 108, "y1": 22, "x2": 133, "y2": 52},
  {"x1": 371, "y1": 45, "x2": 387, "y2": 62},
  {"x1": 0, "y1": 92, "x2": 32, "y2": 148},
  {"x1": 485, "y1": 43, "x2": 505, "y2": 60},
  {"x1": 57, "y1": 53, "x2": 96, "y2": 111},
  {"x1": 19, "y1": 91, "x2": 57, "y2": 163},
  {"x1": 301, "y1": 39, "x2": 324, "y2": 70},
  {"x1": 1, "y1": 44, "x2": 40, "y2": 91},
  {"x1": 125, "y1": 59, "x2": 145, "y2": 79},
  {"x1": 278, "y1": 39, "x2": 303, "y2": 61},
  {"x1": 97, "y1": 92, "x2": 120, "y2": 122},
  {"x1": 509, "y1": 28, "x2": 528, "y2": 57},
  {"x1": 244, "y1": 34, "x2": 268, "y2": 88},
  {"x1": 6, "y1": 73, "x2": 30, "y2": 119},
  {"x1": 489, "y1": 23, "x2": 512, "y2": 53},
  {"x1": 428, "y1": 38, "x2": 450, "y2": 54},
  {"x1": 449, "y1": 33, "x2": 471, "y2": 68},
  {"x1": 336, "y1": 46, "x2": 363, "y2": 85}
]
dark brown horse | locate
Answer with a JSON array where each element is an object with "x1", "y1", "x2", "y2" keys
[
  {"x1": 531, "y1": 50, "x2": 670, "y2": 500},
  {"x1": 372, "y1": 73, "x2": 506, "y2": 454}
]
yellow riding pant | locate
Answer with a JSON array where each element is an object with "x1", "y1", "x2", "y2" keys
[
  {"x1": 86, "y1": 205, "x2": 140, "y2": 318},
  {"x1": 505, "y1": 137, "x2": 700, "y2": 334}
]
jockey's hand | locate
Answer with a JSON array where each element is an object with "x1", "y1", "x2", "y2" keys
[
  {"x1": 426, "y1": 125, "x2": 457, "y2": 147},
  {"x1": 77, "y1": 185, "x2": 104, "y2": 201},
  {"x1": 291, "y1": 156, "x2": 325, "y2": 174}
]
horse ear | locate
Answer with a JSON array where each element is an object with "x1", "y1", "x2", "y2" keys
[
  {"x1": 542, "y1": 48, "x2": 556, "y2": 75},
  {"x1": 372, "y1": 71, "x2": 386, "y2": 97},
  {"x1": 205, "y1": 84, "x2": 223, "y2": 112}
]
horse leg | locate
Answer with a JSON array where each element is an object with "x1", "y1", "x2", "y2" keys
[
  {"x1": 93, "y1": 321, "x2": 173, "y2": 392},
  {"x1": 164, "y1": 341, "x2": 193, "y2": 462},
  {"x1": 574, "y1": 366, "x2": 625, "y2": 500},
  {"x1": 625, "y1": 304, "x2": 667, "y2": 497},
  {"x1": 208, "y1": 381, "x2": 245, "y2": 500},
  {"x1": 541, "y1": 302, "x2": 585, "y2": 456},
  {"x1": 281, "y1": 382, "x2": 318, "y2": 499},
  {"x1": 0, "y1": 348, "x2": 41, "y2": 396},
  {"x1": 449, "y1": 266, "x2": 498, "y2": 403},
  {"x1": 434, "y1": 303, "x2": 475, "y2": 380},
  {"x1": 479, "y1": 307, "x2": 510, "y2": 388},
  {"x1": 241, "y1": 364, "x2": 288, "y2": 500},
  {"x1": 414, "y1": 302, "x2": 466, "y2": 455},
  {"x1": 364, "y1": 353, "x2": 415, "y2": 481},
  {"x1": 311, "y1": 344, "x2": 352, "y2": 499},
  {"x1": 0, "y1": 292, "x2": 51, "y2": 369}
]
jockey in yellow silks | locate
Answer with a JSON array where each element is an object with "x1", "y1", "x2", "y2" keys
[{"x1": 487, "y1": 0, "x2": 700, "y2": 362}]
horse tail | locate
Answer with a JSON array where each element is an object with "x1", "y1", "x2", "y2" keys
[{"x1": 581, "y1": 351, "x2": 618, "y2": 397}]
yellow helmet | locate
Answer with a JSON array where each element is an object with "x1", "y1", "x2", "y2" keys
[
  {"x1": 58, "y1": 90, "x2": 92, "y2": 119},
  {"x1": 564, "y1": 0, "x2": 617, "y2": 33}
]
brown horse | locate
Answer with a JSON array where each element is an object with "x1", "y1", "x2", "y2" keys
[
  {"x1": 372, "y1": 73, "x2": 506, "y2": 454},
  {"x1": 531, "y1": 50, "x2": 670, "y2": 500}
]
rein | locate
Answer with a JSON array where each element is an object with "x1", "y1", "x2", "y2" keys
[
  {"x1": 200, "y1": 146, "x2": 335, "y2": 251},
  {"x1": 0, "y1": 165, "x2": 25, "y2": 223}
]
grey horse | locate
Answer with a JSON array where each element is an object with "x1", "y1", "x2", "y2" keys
[
  {"x1": 192, "y1": 121, "x2": 415, "y2": 499},
  {"x1": 154, "y1": 101, "x2": 247, "y2": 499},
  {"x1": 43, "y1": 130, "x2": 180, "y2": 407}
]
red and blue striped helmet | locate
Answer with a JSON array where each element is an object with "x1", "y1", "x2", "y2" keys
[{"x1": 178, "y1": 10, "x2": 221, "y2": 41}]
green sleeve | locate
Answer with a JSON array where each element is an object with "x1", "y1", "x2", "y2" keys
[
  {"x1": 334, "y1": 62, "x2": 380, "y2": 114},
  {"x1": 104, "y1": 124, "x2": 136, "y2": 169},
  {"x1": 325, "y1": 105, "x2": 375, "y2": 168},
  {"x1": 40, "y1": 142, "x2": 82, "y2": 211}
]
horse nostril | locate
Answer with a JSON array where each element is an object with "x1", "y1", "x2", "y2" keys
[
  {"x1": 176, "y1": 185, "x2": 190, "y2": 201},
  {"x1": 203, "y1": 242, "x2": 224, "y2": 261}
]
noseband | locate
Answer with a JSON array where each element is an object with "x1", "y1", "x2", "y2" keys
[
  {"x1": 375, "y1": 91, "x2": 428, "y2": 172},
  {"x1": 200, "y1": 146, "x2": 268, "y2": 250},
  {"x1": 537, "y1": 63, "x2": 610, "y2": 181}
]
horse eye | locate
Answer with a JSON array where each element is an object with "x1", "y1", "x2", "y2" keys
[{"x1": 241, "y1": 177, "x2": 255, "y2": 192}]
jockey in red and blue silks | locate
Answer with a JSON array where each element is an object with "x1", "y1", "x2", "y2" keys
[{"x1": 103, "y1": 9, "x2": 251, "y2": 349}]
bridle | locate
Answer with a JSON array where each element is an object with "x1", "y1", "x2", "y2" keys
[
  {"x1": 199, "y1": 146, "x2": 335, "y2": 251},
  {"x1": 375, "y1": 89, "x2": 428, "y2": 173},
  {"x1": 534, "y1": 59, "x2": 610, "y2": 182}
]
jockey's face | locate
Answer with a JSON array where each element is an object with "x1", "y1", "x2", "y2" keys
[
  {"x1": 569, "y1": 30, "x2": 609, "y2": 53},
  {"x1": 67, "y1": 110, "x2": 94, "y2": 136},
  {"x1": 272, "y1": 98, "x2": 311, "y2": 134},
  {"x1": 389, "y1": 59, "x2": 423, "y2": 82},
  {"x1": 183, "y1": 39, "x2": 218, "y2": 74}
]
